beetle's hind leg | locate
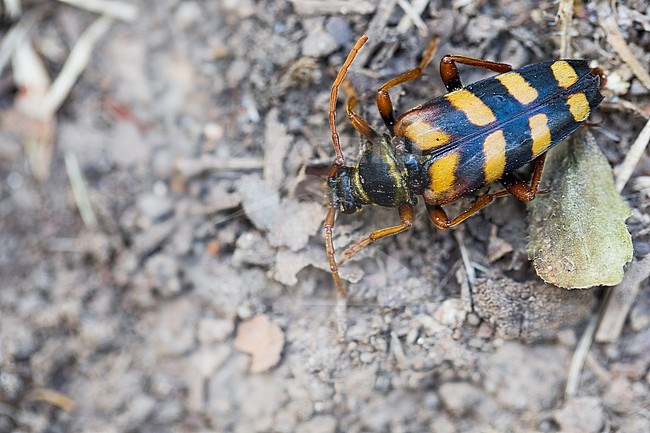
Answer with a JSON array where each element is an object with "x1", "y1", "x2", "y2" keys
[
  {"x1": 427, "y1": 154, "x2": 548, "y2": 229},
  {"x1": 440, "y1": 55, "x2": 512, "y2": 92},
  {"x1": 499, "y1": 154, "x2": 547, "y2": 201},
  {"x1": 426, "y1": 190, "x2": 510, "y2": 229},
  {"x1": 376, "y1": 36, "x2": 439, "y2": 134},
  {"x1": 339, "y1": 203, "x2": 414, "y2": 264}
]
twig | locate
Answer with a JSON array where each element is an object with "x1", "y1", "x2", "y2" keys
[
  {"x1": 174, "y1": 156, "x2": 264, "y2": 179},
  {"x1": 600, "y1": 15, "x2": 650, "y2": 91},
  {"x1": 24, "y1": 119, "x2": 55, "y2": 181},
  {"x1": 396, "y1": 0, "x2": 428, "y2": 37},
  {"x1": 57, "y1": 0, "x2": 138, "y2": 22},
  {"x1": 391, "y1": 331, "x2": 408, "y2": 368},
  {"x1": 65, "y1": 152, "x2": 98, "y2": 229},
  {"x1": 600, "y1": 100, "x2": 650, "y2": 120},
  {"x1": 453, "y1": 229, "x2": 475, "y2": 313},
  {"x1": 13, "y1": 37, "x2": 50, "y2": 111},
  {"x1": 453, "y1": 230, "x2": 475, "y2": 285},
  {"x1": 565, "y1": 303, "x2": 601, "y2": 398},
  {"x1": 289, "y1": 0, "x2": 376, "y2": 17},
  {"x1": 354, "y1": 0, "x2": 397, "y2": 66},
  {"x1": 566, "y1": 253, "x2": 650, "y2": 397},
  {"x1": 614, "y1": 118, "x2": 650, "y2": 192},
  {"x1": 557, "y1": 0, "x2": 574, "y2": 58},
  {"x1": 0, "y1": 8, "x2": 40, "y2": 76},
  {"x1": 2, "y1": 0, "x2": 21, "y2": 19},
  {"x1": 36, "y1": 16, "x2": 113, "y2": 119},
  {"x1": 595, "y1": 254, "x2": 650, "y2": 343},
  {"x1": 28, "y1": 388, "x2": 76, "y2": 412},
  {"x1": 585, "y1": 352, "x2": 612, "y2": 385}
]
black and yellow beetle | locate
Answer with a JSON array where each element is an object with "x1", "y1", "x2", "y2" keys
[{"x1": 324, "y1": 35, "x2": 605, "y2": 297}]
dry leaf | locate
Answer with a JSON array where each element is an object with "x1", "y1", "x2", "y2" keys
[
  {"x1": 233, "y1": 314, "x2": 284, "y2": 373},
  {"x1": 528, "y1": 130, "x2": 633, "y2": 288}
]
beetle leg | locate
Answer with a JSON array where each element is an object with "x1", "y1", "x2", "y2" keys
[
  {"x1": 339, "y1": 203, "x2": 414, "y2": 264},
  {"x1": 341, "y1": 80, "x2": 379, "y2": 142},
  {"x1": 428, "y1": 154, "x2": 548, "y2": 229},
  {"x1": 440, "y1": 55, "x2": 512, "y2": 92},
  {"x1": 376, "y1": 36, "x2": 439, "y2": 133},
  {"x1": 324, "y1": 206, "x2": 347, "y2": 298},
  {"x1": 499, "y1": 154, "x2": 547, "y2": 201},
  {"x1": 330, "y1": 35, "x2": 368, "y2": 167},
  {"x1": 426, "y1": 190, "x2": 510, "y2": 229}
]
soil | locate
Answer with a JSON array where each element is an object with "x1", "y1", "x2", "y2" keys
[{"x1": 1, "y1": 1, "x2": 649, "y2": 432}]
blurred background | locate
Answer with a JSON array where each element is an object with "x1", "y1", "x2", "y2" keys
[{"x1": 0, "y1": 1, "x2": 649, "y2": 432}]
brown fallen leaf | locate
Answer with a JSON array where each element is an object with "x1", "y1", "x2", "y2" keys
[{"x1": 233, "y1": 314, "x2": 284, "y2": 373}]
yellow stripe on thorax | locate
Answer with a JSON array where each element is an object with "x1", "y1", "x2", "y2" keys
[
  {"x1": 566, "y1": 93, "x2": 590, "y2": 122},
  {"x1": 528, "y1": 113, "x2": 551, "y2": 157},
  {"x1": 428, "y1": 152, "x2": 459, "y2": 193},
  {"x1": 483, "y1": 130, "x2": 507, "y2": 184},
  {"x1": 496, "y1": 72, "x2": 538, "y2": 105},
  {"x1": 551, "y1": 61, "x2": 578, "y2": 88},
  {"x1": 404, "y1": 121, "x2": 450, "y2": 151},
  {"x1": 446, "y1": 89, "x2": 496, "y2": 126}
]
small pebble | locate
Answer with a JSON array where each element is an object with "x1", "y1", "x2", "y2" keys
[
  {"x1": 197, "y1": 318, "x2": 235, "y2": 344},
  {"x1": 302, "y1": 24, "x2": 338, "y2": 58}
]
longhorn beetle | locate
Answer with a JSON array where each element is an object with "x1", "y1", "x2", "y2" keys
[{"x1": 324, "y1": 35, "x2": 605, "y2": 298}]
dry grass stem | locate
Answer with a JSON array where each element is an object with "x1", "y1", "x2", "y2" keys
[
  {"x1": 396, "y1": 0, "x2": 428, "y2": 36},
  {"x1": 557, "y1": 0, "x2": 574, "y2": 58},
  {"x1": 614, "y1": 118, "x2": 650, "y2": 193},
  {"x1": 565, "y1": 309, "x2": 599, "y2": 398},
  {"x1": 453, "y1": 229, "x2": 475, "y2": 313},
  {"x1": 65, "y1": 152, "x2": 98, "y2": 229},
  {"x1": 57, "y1": 0, "x2": 138, "y2": 22},
  {"x1": 600, "y1": 15, "x2": 650, "y2": 91},
  {"x1": 0, "y1": 8, "x2": 40, "y2": 75},
  {"x1": 288, "y1": 0, "x2": 376, "y2": 17},
  {"x1": 37, "y1": 16, "x2": 112, "y2": 119},
  {"x1": 174, "y1": 156, "x2": 264, "y2": 179},
  {"x1": 28, "y1": 388, "x2": 76, "y2": 412},
  {"x1": 595, "y1": 254, "x2": 650, "y2": 343}
]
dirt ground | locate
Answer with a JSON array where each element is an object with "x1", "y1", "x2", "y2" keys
[{"x1": 1, "y1": 0, "x2": 649, "y2": 432}]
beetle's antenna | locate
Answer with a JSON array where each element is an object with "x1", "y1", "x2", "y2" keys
[
  {"x1": 329, "y1": 35, "x2": 368, "y2": 167},
  {"x1": 324, "y1": 205, "x2": 346, "y2": 298},
  {"x1": 325, "y1": 35, "x2": 368, "y2": 303}
]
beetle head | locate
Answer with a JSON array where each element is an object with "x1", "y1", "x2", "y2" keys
[{"x1": 327, "y1": 165, "x2": 364, "y2": 214}]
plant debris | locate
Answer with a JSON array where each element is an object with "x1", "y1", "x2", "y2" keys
[
  {"x1": 528, "y1": 130, "x2": 633, "y2": 288},
  {"x1": 233, "y1": 315, "x2": 285, "y2": 373}
]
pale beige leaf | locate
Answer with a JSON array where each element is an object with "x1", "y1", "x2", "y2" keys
[
  {"x1": 233, "y1": 315, "x2": 284, "y2": 373},
  {"x1": 528, "y1": 130, "x2": 633, "y2": 288}
]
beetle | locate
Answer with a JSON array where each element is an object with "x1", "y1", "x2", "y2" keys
[{"x1": 324, "y1": 35, "x2": 605, "y2": 298}]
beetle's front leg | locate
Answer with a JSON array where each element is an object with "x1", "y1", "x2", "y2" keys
[
  {"x1": 339, "y1": 203, "x2": 414, "y2": 264},
  {"x1": 341, "y1": 80, "x2": 378, "y2": 142},
  {"x1": 375, "y1": 36, "x2": 439, "y2": 133}
]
